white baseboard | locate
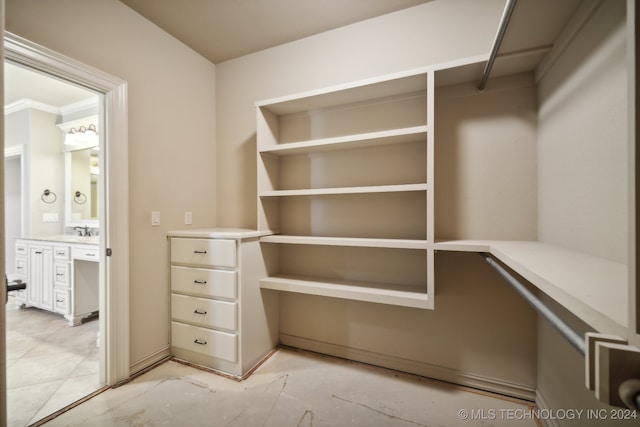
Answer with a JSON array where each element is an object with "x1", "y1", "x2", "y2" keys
[
  {"x1": 535, "y1": 390, "x2": 561, "y2": 427},
  {"x1": 281, "y1": 333, "x2": 536, "y2": 401},
  {"x1": 128, "y1": 346, "x2": 171, "y2": 377}
]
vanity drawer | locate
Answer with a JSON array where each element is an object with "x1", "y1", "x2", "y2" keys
[
  {"x1": 170, "y1": 266, "x2": 236, "y2": 299},
  {"x1": 53, "y1": 245, "x2": 71, "y2": 261},
  {"x1": 15, "y1": 241, "x2": 28, "y2": 256},
  {"x1": 171, "y1": 238, "x2": 236, "y2": 268},
  {"x1": 72, "y1": 246, "x2": 99, "y2": 262},
  {"x1": 171, "y1": 321, "x2": 237, "y2": 362},
  {"x1": 171, "y1": 294, "x2": 237, "y2": 331},
  {"x1": 15, "y1": 257, "x2": 27, "y2": 279},
  {"x1": 54, "y1": 262, "x2": 71, "y2": 287},
  {"x1": 53, "y1": 288, "x2": 70, "y2": 314}
]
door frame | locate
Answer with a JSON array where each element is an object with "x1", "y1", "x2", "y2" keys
[{"x1": 4, "y1": 31, "x2": 130, "y2": 385}]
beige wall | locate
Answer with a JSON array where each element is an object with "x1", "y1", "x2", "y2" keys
[
  {"x1": 5, "y1": 0, "x2": 217, "y2": 367},
  {"x1": 535, "y1": 2, "x2": 634, "y2": 425},
  {"x1": 537, "y1": 0, "x2": 628, "y2": 264},
  {"x1": 216, "y1": 0, "x2": 539, "y2": 395}
]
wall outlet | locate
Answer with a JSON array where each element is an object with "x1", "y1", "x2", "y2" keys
[
  {"x1": 43, "y1": 212, "x2": 59, "y2": 223},
  {"x1": 151, "y1": 211, "x2": 160, "y2": 226},
  {"x1": 185, "y1": 211, "x2": 192, "y2": 225}
]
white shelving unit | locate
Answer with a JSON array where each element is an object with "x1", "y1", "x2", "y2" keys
[{"x1": 256, "y1": 70, "x2": 434, "y2": 309}]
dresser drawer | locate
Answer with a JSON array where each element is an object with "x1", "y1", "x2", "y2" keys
[
  {"x1": 171, "y1": 238, "x2": 236, "y2": 268},
  {"x1": 171, "y1": 321, "x2": 237, "y2": 362},
  {"x1": 171, "y1": 294, "x2": 237, "y2": 331},
  {"x1": 171, "y1": 266, "x2": 236, "y2": 299}
]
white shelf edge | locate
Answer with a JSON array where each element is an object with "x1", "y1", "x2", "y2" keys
[
  {"x1": 259, "y1": 126, "x2": 428, "y2": 156},
  {"x1": 260, "y1": 275, "x2": 431, "y2": 309},
  {"x1": 260, "y1": 235, "x2": 428, "y2": 250},
  {"x1": 434, "y1": 239, "x2": 628, "y2": 337},
  {"x1": 255, "y1": 67, "x2": 431, "y2": 108},
  {"x1": 260, "y1": 183, "x2": 428, "y2": 197}
]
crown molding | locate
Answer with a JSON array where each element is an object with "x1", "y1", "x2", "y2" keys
[{"x1": 4, "y1": 98, "x2": 60, "y2": 115}]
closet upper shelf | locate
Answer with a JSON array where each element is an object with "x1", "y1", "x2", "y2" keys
[
  {"x1": 259, "y1": 183, "x2": 427, "y2": 197},
  {"x1": 258, "y1": 125, "x2": 428, "y2": 156},
  {"x1": 435, "y1": 240, "x2": 628, "y2": 337},
  {"x1": 261, "y1": 235, "x2": 428, "y2": 250},
  {"x1": 256, "y1": 71, "x2": 428, "y2": 115}
]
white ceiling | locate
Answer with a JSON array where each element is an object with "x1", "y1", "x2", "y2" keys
[
  {"x1": 118, "y1": 0, "x2": 434, "y2": 64},
  {"x1": 4, "y1": 0, "x2": 581, "y2": 109},
  {"x1": 4, "y1": 62, "x2": 97, "y2": 110}
]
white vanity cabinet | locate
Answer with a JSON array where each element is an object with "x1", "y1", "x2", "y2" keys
[
  {"x1": 14, "y1": 237, "x2": 99, "y2": 326},
  {"x1": 168, "y1": 228, "x2": 278, "y2": 378}
]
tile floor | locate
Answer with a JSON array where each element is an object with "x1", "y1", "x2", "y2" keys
[
  {"x1": 6, "y1": 297, "x2": 102, "y2": 427},
  {"x1": 40, "y1": 347, "x2": 539, "y2": 426}
]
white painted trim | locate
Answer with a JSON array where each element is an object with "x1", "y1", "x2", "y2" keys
[
  {"x1": 4, "y1": 31, "x2": 131, "y2": 386},
  {"x1": 59, "y1": 97, "x2": 99, "y2": 117},
  {"x1": 4, "y1": 98, "x2": 60, "y2": 115},
  {"x1": 4, "y1": 145, "x2": 22, "y2": 158},
  {"x1": 128, "y1": 346, "x2": 172, "y2": 376},
  {"x1": 535, "y1": 390, "x2": 561, "y2": 427},
  {"x1": 280, "y1": 334, "x2": 537, "y2": 401}
]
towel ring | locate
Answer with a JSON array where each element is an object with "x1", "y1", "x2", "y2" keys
[
  {"x1": 41, "y1": 189, "x2": 57, "y2": 204},
  {"x1": 74, "y1": 191, "x2": 88, "y2": 204}
]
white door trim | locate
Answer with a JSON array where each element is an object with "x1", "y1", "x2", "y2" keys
[{"x1": 4, "y1": 31, "x2": 130, "y2": 385}]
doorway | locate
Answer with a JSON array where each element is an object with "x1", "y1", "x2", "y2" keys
[{"x1": 3, "y1": 32, "x2": 130, "y2": 424}]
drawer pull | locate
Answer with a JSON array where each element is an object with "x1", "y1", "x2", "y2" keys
[
  {"x1": 85, "y1": 253, "x2": 96, "y2": 257},
  {"x1": 56, "y1": 298, "x2": 64, "y2": 303},
  {"x1": 194, "y1": 309, "x2": 207, "y2": 315},
  {"x1": 193, "y1": 250, "x2": 207, "y2": 254},
  {"x1": 56, "y1": 273, "x2": 65, "y2": 277},
  {"x1": 194, "y1": 339, "x2": 207, "y2": 345},
  {"x1": 193, "y1": 280, "x2": 207, "y2": 285}
]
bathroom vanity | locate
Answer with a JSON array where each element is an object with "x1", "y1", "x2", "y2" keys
[{"x1": 14, "y1": 235, "x2": 100, "y2": 326}]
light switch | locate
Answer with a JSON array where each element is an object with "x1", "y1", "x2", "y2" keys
[
  {"x1": 151, "y1": 211, "x2": 160, "y2": 226},
  {"x1": 185, "y1": 211, "x2": 192, "y2": 225}
]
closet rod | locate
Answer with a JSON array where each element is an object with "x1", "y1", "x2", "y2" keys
[
  {"x1": 480, "y1": 253, "x2": 586, "y2": 356},
  {"x1": 478, "y1": 0, "x2": 518, "y2": 91}
]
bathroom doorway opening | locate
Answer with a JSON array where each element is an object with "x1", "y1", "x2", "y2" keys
[{"x1": 4, "y1": 32, "x2": 130, "y2": 423}]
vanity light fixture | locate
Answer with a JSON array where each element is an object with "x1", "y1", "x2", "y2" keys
[{"x1": 65, "y1": 124, "x2": 98, "y2": 146}]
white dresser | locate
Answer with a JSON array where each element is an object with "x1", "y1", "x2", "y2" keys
[{"x1": 167, "y1": 228, "x2": 278, "y2": 378}]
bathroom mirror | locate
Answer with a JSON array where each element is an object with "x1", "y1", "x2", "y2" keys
[{"x1": 65, "y1": 145, "x2": 99, "y2": 228}]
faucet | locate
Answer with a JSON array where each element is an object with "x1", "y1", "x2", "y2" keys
[{"x1": 74, "y1": 226, "x2": 90, "y2": 237}]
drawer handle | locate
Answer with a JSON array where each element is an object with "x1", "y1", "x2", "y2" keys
[
  {"x1": 56, "y1": 273, "x2": 65, "y2": 277},
  {"x1": 85, "y1": 253, "x2": 96, "y2": 257},
  {"x1": 193, "y1": 250, "x2": 207, "y2": 254},
  {"x1": 194, "y1": 309, "x2": 207, "y2": 315},
  {"x1": 193, "y1": 280, "x2": 207, "y2": 285},
  {"x1": 56, "y1": 298, "x2": 64, "y2": 303},
  {"x1": 194, "y1": 339, "x2": 207, "y2": 345}
]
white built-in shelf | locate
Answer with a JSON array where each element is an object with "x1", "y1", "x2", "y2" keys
[
  {"x1": 261, "y1": 235, "x2": 428, "y2": 250},
  {"x1": 259, "y1": 126, "x2": 428, "y2": 156},
  {"x1": 260, "y1": 183, "x2": 428, "y2": 198},
  {"x1": 260, "y1": 275, "x2": 430, "y2": 309},
  {"x1": 256, "y1": 71, "x2": 428, "y2": 115},
  {"x1": 434, "y1": 240, "x2": 628, "y2": 337}
]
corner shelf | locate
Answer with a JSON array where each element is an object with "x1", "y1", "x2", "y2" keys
[{"x1": 435, "y1": 240, "x2": 628, "y2": 337}]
